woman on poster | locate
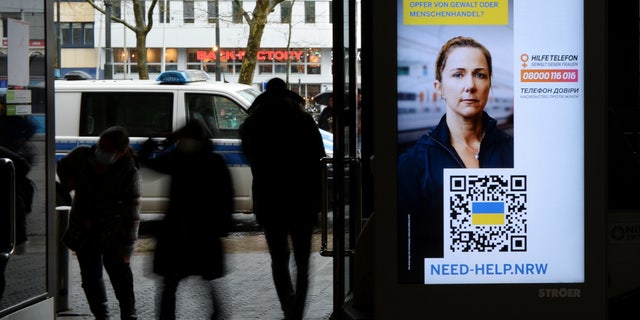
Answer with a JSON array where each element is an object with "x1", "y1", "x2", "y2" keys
[{"x1": 397, "y1": 36, "x2": 514, "y2": 283}]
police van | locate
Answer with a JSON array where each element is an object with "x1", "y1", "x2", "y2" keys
[{"x1": 55, "y1": 70, "x2": 333, "y2": 218}]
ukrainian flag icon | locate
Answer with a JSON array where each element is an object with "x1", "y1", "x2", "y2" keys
[{"x1": 471, "y1": 202, "x2": 505, "y2": 225}]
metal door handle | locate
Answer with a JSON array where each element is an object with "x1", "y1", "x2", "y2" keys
[
  {"x1": 1, "y1": 158, "x2": 16, "y2": 257},
  {"x1": 320, "y1": 157, "x2": 361, "y2": 257}
]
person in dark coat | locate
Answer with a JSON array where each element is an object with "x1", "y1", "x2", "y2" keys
[
  {"x1": 316, "y1": 94, "x2": 334, "y2": 132},
  {"x1": 239, "y1": 77, "x2": 326, "y2": 320},
  {"x1": 57, "y1": 126, "x2": 141, "y2": 320},
  {"x1": 137, "y1": 120, "x2": 234, "y2": 320},
  {"x1": 247, "y1": 77, "x2": 305, "y2": 114}
]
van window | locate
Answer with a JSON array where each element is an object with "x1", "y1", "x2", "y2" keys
[
  {"x1": 185, "y1": 93, "x2": 248, "y2": 139},
  {"x1": 79, "y1": 92, "x2": 174, "y2": 137},
  {"x1": 186, "y1": 94, "x2": 219, "y2": 138}
]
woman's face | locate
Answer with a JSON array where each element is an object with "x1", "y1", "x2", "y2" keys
[{"x1": 435, "y1": 47, "x2": 491, "y2": 119}]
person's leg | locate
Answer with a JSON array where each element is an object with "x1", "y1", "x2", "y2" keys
[
  {"x1": 263, "y1": 223, "x2": 295, "y2": 317},
  {"x1": 76, "y1": 248, "x2": 110, "y2": 320},
  {"x1": 158, "y1": 274, "x2": 181, "y2": 320},
  {"x1": 0, "y1": 255, "x2": 8, "y2": 301},
  {"x1": 103, "y1": 248, "x2": 137, "y2": 320},
  {"x1": 207, "y1": 278, "x2": 229, "y2": 320},
  {"x1": 288, "y1": 220, "x2": 314, "y2": 320}
]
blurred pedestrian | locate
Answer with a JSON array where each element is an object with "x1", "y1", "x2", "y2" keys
[
  {"x1": 138, "y1": 120, "x2": 234, "y2": 320},
  {"x1": 240, "y1": 77, "x2": 326, "y2": 320},
  {"x1": 317, "y1": 94, "x2": 334, "y2": 132},
  {"x1": 0, "y1": 95, "x2": 37, "y2": 254},
  {"x1": 57, "y1": 126, "x2": 141, "y2": 320}
]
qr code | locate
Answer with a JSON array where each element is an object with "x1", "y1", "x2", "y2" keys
[{"x1": 449, "y1": 174, "x2": 527, "y2": 253}]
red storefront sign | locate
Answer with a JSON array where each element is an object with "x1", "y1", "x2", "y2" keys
[{"x1": 197, "y1": 49, "x2": 305, "y2": 61}]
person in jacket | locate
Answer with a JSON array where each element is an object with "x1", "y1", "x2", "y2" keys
[
  {"x1": 137, "y1": 120, "x2": 234, "y2": 320},
  {"x1": 397, "y1": 36, "x2": 514, "y2": 283},
  {"x1": 57, "y1": 126, "x2": 141, "y2": 320},
  {"x1": 316, "y1": 94, "x2": 333, "y2": 132},
  {"x1": 240, "y1": 77, "x2": 326, "y2": 320},
  {"x1": 247, "y1": 77, "x2": 305, "y2": 114}
]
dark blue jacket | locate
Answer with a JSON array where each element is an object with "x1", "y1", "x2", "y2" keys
[
  {"x1": 397, "y1": 112, "x2": 513, "y2": 283},
  {"x1": 239, "y1": 90, "x2": 326, "y2": 227},
  {"x1": 138, "y1": 138, "x2": 234, "y2": 280}
]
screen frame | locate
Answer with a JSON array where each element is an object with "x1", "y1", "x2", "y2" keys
[{"x1": 371, "y1": 0, "x2": 607, "y2": 317}]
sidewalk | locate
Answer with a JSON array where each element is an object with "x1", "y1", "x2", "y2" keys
[{"x1": 56, "y1": 233, "x2": 334, "y2": 320}]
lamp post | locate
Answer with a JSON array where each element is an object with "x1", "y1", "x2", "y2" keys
[
  {"x1": 104, "y1": 0, "x2": 113, "y2": 79},
  {"x1": 56, "y1": 0, "x2": 62, "y2": 78},
  {"x1": 161, "y1": 0, "x2": 166, "y2": 72},
  {"x1": 215, "y1": 0, "x2": 221, "y2": 81}
]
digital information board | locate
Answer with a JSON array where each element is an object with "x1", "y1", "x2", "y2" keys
[
  {"x1": 371, "y1": 0, "x2": 605, "y2": 317},
  {"x1": 396, "y1": 0, "x2": 586, "y2": 286}
]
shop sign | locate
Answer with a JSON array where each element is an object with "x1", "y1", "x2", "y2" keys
[{"x1": 197, "y1": 49, "x2": 305, "y2": 62}]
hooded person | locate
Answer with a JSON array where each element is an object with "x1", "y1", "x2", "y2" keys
[{"x1": 137, "y1": 120, "x2": 234, "y2": 320}]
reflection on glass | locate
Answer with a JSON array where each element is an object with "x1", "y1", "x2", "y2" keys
[{"x1": 0, "y1": 3, "x2": 48, "y2": 312}]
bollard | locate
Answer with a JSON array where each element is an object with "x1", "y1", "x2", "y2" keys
[{"x1": 56, "y1": 206, "x2": 71, "y2": 312}]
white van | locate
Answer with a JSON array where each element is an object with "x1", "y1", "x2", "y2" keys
[{"x1": 55, "y1": 70, "x2": 333, "y2": 217}]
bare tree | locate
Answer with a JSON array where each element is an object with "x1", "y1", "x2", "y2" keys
[
  {"x1": 233, "y1": 0, "x2": 286, "y2": 85},
  {"x1": 87, "y1": 0, "x2": 158, "y2": 80}
]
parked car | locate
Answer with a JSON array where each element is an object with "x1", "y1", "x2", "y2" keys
[{"x1": 55, "y1": 70, "x2": 333, "y2": 219}]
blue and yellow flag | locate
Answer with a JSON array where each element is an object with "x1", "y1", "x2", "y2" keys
[{"x1": 471, "y1": 202, "x2": 505, "y2": 225}]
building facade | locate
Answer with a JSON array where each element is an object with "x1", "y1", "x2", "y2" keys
[{"x1": 56, "y1": 0, "x2": 359, "y2": 101}]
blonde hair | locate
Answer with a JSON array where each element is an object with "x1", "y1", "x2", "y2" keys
[{"x1": 434, "y1": 36, "x2": 493, "y2": 83}]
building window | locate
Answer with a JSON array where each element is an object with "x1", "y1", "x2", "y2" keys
[
  {"x1": 280, "y1": 1, "x2": 292, "y2": 24},
  {"x1": 253, "y1": 47, "x2": 322, "y2": 76},
  {"x1": 305, "y1": 1, "x2": 315, "y2": 23},
  {"x1": 232, "y1": 1, "x2": 243, "y2": 24},
  {"x1": 1, "y1": 13, "x2": 21, "y2": 38},
  {"x1": 258, "y1": 64, "x2": 274, "y2": 75},
  {"x1": 164, "y1": 48, "x2": 179, "y2": 70},
  {"x1": 306, "y1": 48, "x2": 322, "y2": 74},
  {"x1": 187, "y1": 48, "x2": 241, "y2": 76},
  {"x1": 113, "y1": 48, "x2": 177, "y2": 75},
  {"x1": 146, "y1": 48, "x2": 164, "y2": 73},
  {"x1": 159, "y1": 0, "x2": 171, "y2": 23},
  {"x1": 82, "y1": 24, "x2": 93, "y2": 45},
  {"x1": 60, "y1": 22, "x2": 94, "y2": 48},
  {"x1": 113, "y1": 48, "x2": 132, "y2": 74},
  {"x1": 184, "y1": 0, "x2": 195, "y2": 23}
]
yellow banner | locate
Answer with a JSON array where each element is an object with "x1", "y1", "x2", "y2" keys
[{"x1": 403, "y1": 0, "x2": 509, "y2": 25}]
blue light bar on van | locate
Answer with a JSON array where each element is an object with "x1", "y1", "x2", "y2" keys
[{"x1": 156, "y1": 70, "x2": 210, "y2": 84}]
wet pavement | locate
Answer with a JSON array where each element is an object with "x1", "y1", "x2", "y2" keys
[{"x1": 55, "y1": 214, "x2": 335, "y2": 320}]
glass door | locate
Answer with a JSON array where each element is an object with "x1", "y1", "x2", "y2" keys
[
  {"x1": 0, "y1": 0, "x2": 56, "y2": 318},
  {"x1": 319, "y1": 0, "x2": 370, "y2": 318}
]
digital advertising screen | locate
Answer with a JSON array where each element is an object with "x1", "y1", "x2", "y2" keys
[
  {"x1": 397, "y1": 0, "x2": 585, "y2": 285},
  {"x1": 372, "y1": 0, "x2": 607, "y2": 317}
]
